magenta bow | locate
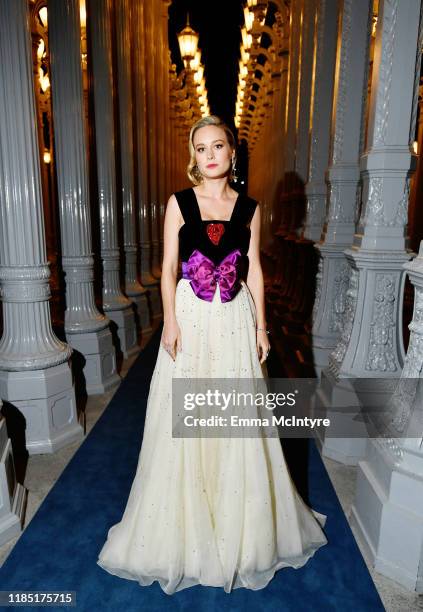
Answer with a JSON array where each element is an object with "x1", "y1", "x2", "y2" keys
[{"x1": 181, "y1": 248, "x2": 243, "y2": 303}]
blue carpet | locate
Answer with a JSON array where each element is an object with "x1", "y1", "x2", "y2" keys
[{"x1": 0, "y1": 326, "x2": 386, "y2": 612}]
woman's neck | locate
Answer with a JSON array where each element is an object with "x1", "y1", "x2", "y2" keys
[{"x1": 195, "y1": 178, "x2": 234, "y2": 200}]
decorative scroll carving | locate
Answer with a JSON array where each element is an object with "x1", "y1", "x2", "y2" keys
[
  {"x1": 374, "y1": 0, "x2": 398, "y2": 146},
  {"x1": 365, "y1": 273, "x2": 397, "y2": 371},
  {"x1": 329, "y1": 261, "x2": 351, "y2": 333},
  {"x1": 329, "y1": 267, "x2": 359, "y2": 372}
]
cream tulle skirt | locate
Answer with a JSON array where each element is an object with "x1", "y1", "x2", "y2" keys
[{"x1": 96, "y1": 279, "x2": 328, "y2": 594}]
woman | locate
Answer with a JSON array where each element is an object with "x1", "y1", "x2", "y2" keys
[{"x1": 97, "y1": 115, "x2": 328, "y2": 594}]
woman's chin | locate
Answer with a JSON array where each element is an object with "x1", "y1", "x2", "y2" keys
[{"x1": 202, "y1": 168, "x2": 230, "y2": 180}]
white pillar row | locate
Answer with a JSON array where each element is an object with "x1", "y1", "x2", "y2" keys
[
  {"x1": 115, "y1": 0, "x2": 150, "y2": 335},
  {"x1": 349, "y1": 3, "x2": 423, "y2": 593},
  {"x1": 302, "y1": 0, "x2": 338, "y2": 242},
  {"x1": 49, "y1": 0, "x2": 120, "y2": 395},
  {"x1": 0, "y1": 0, "x2": 82, "y2": 454},
  {"x1": 320, "y1": 0, "x2": 421, "y2": 466},
  {"x1": 89, "y1": 0, "x2": 138, "y2": 359},
  {"x1": 133, "y1": 0, "x2": 162, "y2": 318},
  {"x1": 311, "y1": 0, "x2": 373, "y2": 377},
  {"x1": 351, "y1": 239, "x2": 423, "y2": 593}
]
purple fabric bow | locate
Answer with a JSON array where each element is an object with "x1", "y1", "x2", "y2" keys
[{"x1": 181, "y1": 248, "x2": 243, "y2": 303}]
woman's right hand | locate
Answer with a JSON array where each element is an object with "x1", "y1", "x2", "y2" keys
[{"x1": 161, "y1": 318, "x2": 182, "y2": 361}]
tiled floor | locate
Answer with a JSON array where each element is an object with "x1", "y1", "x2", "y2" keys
[{"x1": 0, "y1": 323, "x2": 422, "y2": 611}]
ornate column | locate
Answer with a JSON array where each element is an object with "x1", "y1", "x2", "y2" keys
[
  {"x1": 133, "y1": 0, "x2": 161, "y2": 318},
  {"x1": 302, "y1": 0, "x2": 338, "y2": 242},
  {"x1": 320, "y1": 0, "x2": 421, "y2": 465},
  {"x1": 49, "y1": 0, "x2": 120, "y2": 394},
  {"x1": 0, "y1": 0, "x2": 82, "y2": 454},
  {"x1": 115, "y1": 0, "x2": 150, "y2": 334},
  {"x1": 312, "y1": 0, "x2": 373, "y2": 375},
  {"x1": 351, "y1": 240, "x2": 423, "y2": 593},
  {"x1": 89, "y1": 0, "x2": 138, "y2": 359}
]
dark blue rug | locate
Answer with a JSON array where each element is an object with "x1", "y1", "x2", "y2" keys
[{"x1": 0, "y1": 326, "x2": 385, "y2": 611}]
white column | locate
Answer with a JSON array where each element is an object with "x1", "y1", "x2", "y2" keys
[
  {"x1": 89, "y1": 0, "x2": 138, "y2": 359},
  {"x1": 312, "y1": 0, "x2": 373, "y2": 376},
  {"x1": 321, "y1": 0, "x2": 421, "y2": 465},
  {"x1": 351, "y1": 241, "x2": 423, "y2": 593},
  {"x1": 49, "y1": 0, "x2": 120, "y2": 394},
  {"x1": 302, "y1": 0, "x2": 338, "y2": 241},
  {"x1": 115, "y1": 0, "x2": 150, "y2": 334},
  {"x1": 0, "y1": 0, "x2": 82, "y2": 454}
]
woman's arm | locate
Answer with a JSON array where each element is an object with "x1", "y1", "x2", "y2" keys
[
  {"x1": 160, "y1": 194, "x2": 183, "y2": 360},
  {"x1": 246, "y1": 203, "x2": 270, "y2": 364}
]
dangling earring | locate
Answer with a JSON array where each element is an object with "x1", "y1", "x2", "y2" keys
[{"x1": 231, "y1": 157, "x2": 238, "y2": 183}]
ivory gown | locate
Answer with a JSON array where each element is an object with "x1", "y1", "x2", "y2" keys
[{"x1": 97, "y1": 188, "x2": 328, "y2": 594}]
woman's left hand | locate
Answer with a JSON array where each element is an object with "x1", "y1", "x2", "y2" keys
[{"x1": 257, "y1": 329, "x2": 270, "y2": 364}]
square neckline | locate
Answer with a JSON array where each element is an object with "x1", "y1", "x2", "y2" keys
[{"x1": 191, "y1": 187, "x2": 241, "y2": 223}]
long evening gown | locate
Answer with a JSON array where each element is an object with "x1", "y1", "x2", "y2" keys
[{"x1": 96, "y1": 187, "x2": 328, "y2": 594}]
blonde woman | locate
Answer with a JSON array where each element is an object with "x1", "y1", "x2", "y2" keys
[{"x1": 97, "y1": 116, "x2": 327, "y2": 594}]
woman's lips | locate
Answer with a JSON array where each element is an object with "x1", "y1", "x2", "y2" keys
[{"x1": 206, "y1": 163, "x2": 218, "y2": 168}]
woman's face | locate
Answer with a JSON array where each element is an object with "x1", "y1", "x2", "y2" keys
[{"x1": 193, "y1": 125, "x2": 233, "y2": 181}]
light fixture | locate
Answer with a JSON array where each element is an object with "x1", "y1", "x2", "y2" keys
[
  {"x1": 43, "y1": 150, "x2": 51, "y2": 164},
  {"x1": 190, "y1": 49, "x2": 201, "y2": 71},
  {"x1": 39, "y1": 6, "x2": 48, "y2": 28},
  {"x1": 177, "y1": 16, "x2": 199, "y2": 63},
  {"x1": 241, "y1": 26, "x2": 252, "y2": 51},
  {"x1": 244, "y1": 6, "x2": 254, "y2": 33},
  {"x1": 80, "y1": 0, "x2": 87, "y2": 29}
]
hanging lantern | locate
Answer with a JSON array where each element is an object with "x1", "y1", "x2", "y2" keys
[{"x1": 177, "y1": 17, "x2": 199, "y2": 63}]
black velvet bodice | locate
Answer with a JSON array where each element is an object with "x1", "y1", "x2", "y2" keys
[{"x1": 175, "y1": 188, "x2": 258, "y2": 275}]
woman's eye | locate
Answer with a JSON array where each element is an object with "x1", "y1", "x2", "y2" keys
[
  {"x1": 197, "y1": 147, "x2": 205, "y2": 153},
  {"x1": 215, "y1": 144, "x2": 223, "y2": 149}
]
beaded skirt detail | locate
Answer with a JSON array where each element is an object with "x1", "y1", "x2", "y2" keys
[{"x1": 96, "y1": 279, "x2": 328, "y2": 594}]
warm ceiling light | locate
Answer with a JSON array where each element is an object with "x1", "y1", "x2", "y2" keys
[
  {"x1": 39, "y1": 7, "x2": 48, "y2": 28},
  {"x1": 80, "y1": 0, "x2": 87, "y2": 29},
  {"x1": 37, "y1": 39, "x2": 45, "y2": 60},
  {"x1": 241, "y1": 27, "x2": 252, "y2": 51},
  {"x1": 177, "y1": 16, "x2": 199, "y2": 62},
  {"x1": 244, "y1": 6, "x2": 254, "y2": 33},
  {"x1": 193, "y1": 66, "x2": 204, "y2": 84},
  {"x1": 190, "y1": 49, "x2": 201, "y2": 71}
]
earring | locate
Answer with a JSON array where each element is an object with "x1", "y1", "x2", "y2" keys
[{"x1": 231, "y1": 158, "x2": 238, "y2": 183}]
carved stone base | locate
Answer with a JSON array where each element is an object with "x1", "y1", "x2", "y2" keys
[
  {"x1": 0, "y1": 416, "x2": 27, "y2": 546},
  {"x1": 0, "y1": 364, "x2": 82, "y2": 455},
  {"x1": 351, "y1": 439, "x2": 423, "y2": 593},
  {"x1": 106, "y1": 305, "x2": 139, "y2": 359},
  {"x1": 67, "y1": 327, "x2": 120, "y2": 395}
]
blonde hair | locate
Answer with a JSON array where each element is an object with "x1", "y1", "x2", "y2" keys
[{"x1": 187, "y1": 115, "x2": 237, "y2": 185}]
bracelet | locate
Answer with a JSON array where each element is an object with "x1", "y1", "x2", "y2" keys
[{"x1": 256, "y1": 327, "x2": 270, "y2": 334}]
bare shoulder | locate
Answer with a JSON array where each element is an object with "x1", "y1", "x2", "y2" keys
[{"x1": 165, "y1": 193, "x2": 184, "y2": 227}]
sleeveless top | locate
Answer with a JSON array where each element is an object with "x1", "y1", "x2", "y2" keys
[{"x1": 174, "y1": 187, "x2": 258, "y2": 303}]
